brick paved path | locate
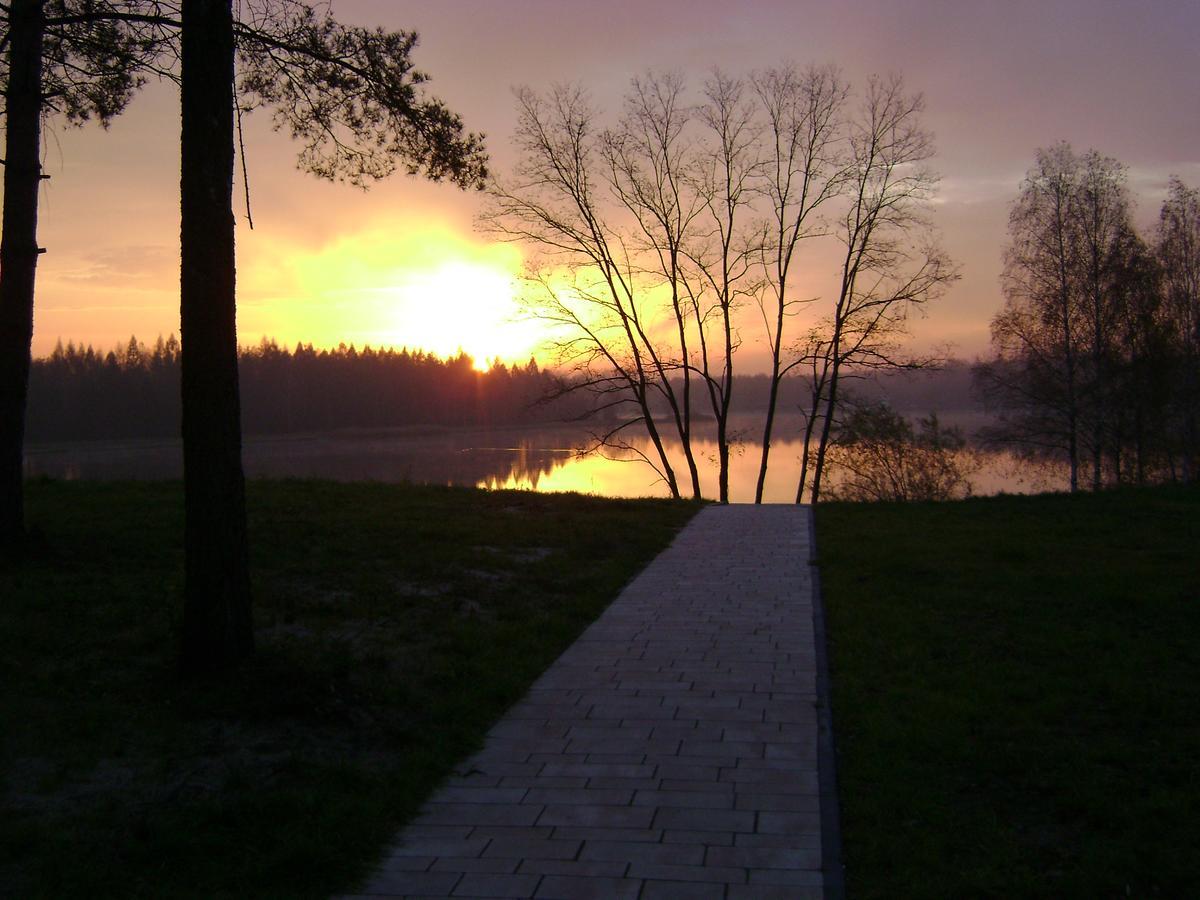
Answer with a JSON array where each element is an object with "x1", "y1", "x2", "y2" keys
[{"x1": 350, "y1": 504, "x2": 838, "y2": 899}]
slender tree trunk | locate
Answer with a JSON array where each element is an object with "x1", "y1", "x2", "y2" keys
[
  {"x1": 755, "y1": 294, "x2": 787, "y2": 503},
  {"x1": 1062, "y1": 293, "x2": 1080, "y2": 492},
  {"x1": 795, "y1": 368, "x2": 828, "y2": 504},
  {"x1": 0, "y1": 0, "x2": 45, "y2": 553},
  {"x1": 810, "y1": 353, "x2": 842, "y2": 505},
  {"x1": 638, "y1": 388, "x2": 680, "y2": 499},
  {"x1": 716, "y1": 304, "x2": 734, "y2": 504},
  {"x1": 662, "y1": 256, "x2": 700, "y2": 499},
  {"x1": 178, "y1": 0, "x2": 254, "y2": 675}
]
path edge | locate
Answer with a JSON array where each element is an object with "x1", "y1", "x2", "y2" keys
[{"x1": 807, "y1": 505, "x2": 846, "y2": 900}]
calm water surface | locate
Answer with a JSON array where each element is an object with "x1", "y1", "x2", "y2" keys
[{"x1": 25, "y1": 418, "x2": 1067, "y2": 500}]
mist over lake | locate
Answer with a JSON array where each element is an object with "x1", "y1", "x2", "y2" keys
[{"x1": 24, "y1": 414, "x2": 1067, "y2": 502}]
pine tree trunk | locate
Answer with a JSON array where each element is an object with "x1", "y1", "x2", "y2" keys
[
  {"x1": 0, "y1": 0, "x2": 44, "y2": 552},
  {"x1": 178, "y1": 0, "x2": 254, "y2": 674}
]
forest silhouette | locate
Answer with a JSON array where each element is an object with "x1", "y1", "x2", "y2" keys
[
  {"x1": 25, "y1": 336, "x2": 597, "y2": 442},
  {"x1": 26, "y1": 336, "x2": 984, "y2": 444}
]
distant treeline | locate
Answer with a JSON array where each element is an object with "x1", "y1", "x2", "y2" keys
[
  {"x1": 26, "y1": 337, "x2": 596, "y2": 442},
  {"x1": 26, "y1": 336, "x2": 985, "y2": 443},
  {"x1": 718, "y1": 361, "x2": 978, "y2": 418}
]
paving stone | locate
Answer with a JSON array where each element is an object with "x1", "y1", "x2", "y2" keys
[
  {"x1": 522, "y1": 787, "x2": 634, "y2": 806},
  {"x1": 357, "y1": 506, "x2": 832, "y2": 898},
  {"x1": 482, "y1": 837, "x2": 581, "y2": 860},
  {"x1": 517, "y1": 859, "x2": 629, "y2": 878},
  {"x1": 728, "y1": 884, "x2": 823, "y2": 899},
  {"x1": 535, "y1": 804, "x2": 655, "y2": 829},
  {"x1": 384, "y1": 838, "x2": 489, "y2": 858},
  {"x1": 733, "y1": 791, "x2": 821, "y2": 812},
  {"x1": 632, "y1": 789, "x2": 733, "y2": 809},
  {"x1": 434, "y1": 787, "x2": 529, "y2": 804},
  {"x1": 679, "y1": 740, "x2": 765, "y2": 758},
  {"x1": 579, "y1": 840, "x2": 704, "y2": 865},
  {"x1": 548, "y1": 826, "x2": 663, "y2": 843},
  {"x1": 533, "y1": 875, "x2": 643, "y2": 899},
  {"x1": 756, "y1": 811, "x2": 823, "y2": 834},
  {"x1": 360, "y1": 870, "x2": 463, "y2": 895},
  {"x1": 639, "y1": 879, "x2": 725, "y2": 899},
  {"x1": 650, "y1": 806, "x2": 755, "y2": 833},
  {"x1": 643, "y1": 762, "x2": 720, "y2": 781},
  {"x1": 468, "y1": 826, "x2": 556, "y2": 840},
  {"x1": 401, "y1": 825, "x2": 474, "y2": 839},
  {"x1": 660, "y1": 830, "x2": 734, "y2": 846},
  {"x1": 748, "y1": 867, "x2": 827, "y2": 886},
  {"x1": 413, "y1": 804, "x2": 544, "y2": 827},
  {"x1": 429, "y1": 857, "x2": 520, "y2": 874},
  {"x1": 628, "y1": 862, "x2": 746, "y2": 883},
  {"x1": 706, "y1": 845, "x2": 823, "y2": 869},
  {"x1": 565, "y1": 723, "x2": 653, "y2": 741},
  {"x1": 735, "y1": 831, "x2": 821, "y2": 849},
  {"x1": 499, "y1": 776, "x2": 586, "y2": 789},
  {"x1": 657, "y1": 779, "x2": 735, "y2": 793},
  {"x1": 583, "y1": 752, "x2": 647, "y2": 765},
  {"x1": 451, "y1": 872, "x2": 542, "y2": 897}
]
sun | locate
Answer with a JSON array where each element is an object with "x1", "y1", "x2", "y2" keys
[
  {"x1": 387, "y1": 260, "x2": 542, "y2": 370},
  {"x1": 237, "y1": 218, "x2": 552, "y2": 368}
]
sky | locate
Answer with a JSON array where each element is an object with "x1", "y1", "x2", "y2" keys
[{"x1": 23, "y1": 0, "x2": 1200, "y2": 368}]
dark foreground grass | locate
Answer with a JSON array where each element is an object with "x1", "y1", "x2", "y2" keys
[
  {"x1": 1, "y1": 480, "x2": 699, "y2": 898},
  {"x1": 817, "y1": 484, "x2": 1200, "y2": 897}
]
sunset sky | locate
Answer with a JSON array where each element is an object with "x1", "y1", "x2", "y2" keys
[{"x1": 24, "y1": 0, "x2": 1200, "y2": 369}]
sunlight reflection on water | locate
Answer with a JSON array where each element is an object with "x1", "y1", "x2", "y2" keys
[
  {"x1": 24, "y1": 422, "x2": 1068, "y2": 500},
  {"x1": 477, "y1": 433, "x2": 1068, "y2": 501}
]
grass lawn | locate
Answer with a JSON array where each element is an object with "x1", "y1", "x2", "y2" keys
[
  {"x1": 817, "y1": 484, "x2": 1200, "y2": 897},
  {"x1": 0, "y1": 480, "x2": 700, "y2": 898}
]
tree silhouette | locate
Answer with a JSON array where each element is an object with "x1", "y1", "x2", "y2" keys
[
  {"x1": 178, "y1": 1, "x2": 486, "y2": 674},
  {"x1": 977, "y1": 148, "x2": 1196, "y2": 487},
  {"x1": 177, "y1": 0, "x2": 252, "y2": 673},
  {"x1": 2, "y1": 2, "x2": 487, "y2": 667},
  {"x1": 0, "y1": 0, "x2": 171, "y2": 552}
]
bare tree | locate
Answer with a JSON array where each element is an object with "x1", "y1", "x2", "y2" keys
[
  {"x1": 490, "y1": 70, "x2": 951, "y2": 504},
  {"x1": 974, "y1": 144, "x2": 1167, "y2": 491},
  {"x1": 1157, "y1": 177, "x2": 1200, "y2": 481},
  {"x1": 1073, "y1": 151, "x2": 1134, "y2": 488},
  {"x1": 685, "y1": 71, "x2": 761, "y2": 503},
  {"x1": 487, "y1": 73, "x2": 767, "y2": 503},
  {"x1": 601, "y1": 72, "x2": 706, "y2": 498},
  {"x1": 749, "y1": 64, "x2": 848, "y2": 503},
  {"x1": 796, "y1": 75, "x2": 956, "y2": 504},
  {"x1": 976, "y1": 144, "x2": 1087, "y2": 491},
  {"x1": 485, "y1": 84, "x2": 692, "y2": 497}
]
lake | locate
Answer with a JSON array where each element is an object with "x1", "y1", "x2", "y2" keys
[{"x1": 23, "y1": 416, "x2": 1067, "y2": 501}]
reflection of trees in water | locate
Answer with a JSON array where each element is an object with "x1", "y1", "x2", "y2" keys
[
  {"x1": 23, "y1": 430, "x2": 582, "y2": 488},
  {"x1": 476, "y1": 445, "x2": 573, "y2": 491},
  {"x1": 24, "y1": 424, "x2": 1065, "y2": 497}
]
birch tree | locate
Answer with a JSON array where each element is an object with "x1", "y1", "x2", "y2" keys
[
  {"x1": 1157, "y1": 177, "x2": 1200, "y2": 481},
  {"x1": 796, "y1": 75, "x2": 956, "y2": 504}
]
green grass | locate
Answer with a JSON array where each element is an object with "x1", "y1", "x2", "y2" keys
[
  {"x1": 817, "y1": 484, "x2": 1200, "y2": 898},
  {"x1": 0, "y1": 480, "x2": 700, "y2": 898}
]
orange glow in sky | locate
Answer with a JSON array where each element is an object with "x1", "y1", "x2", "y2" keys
[{"x1": 235, "y1": 219, "x2": 545, "y2": 368}]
